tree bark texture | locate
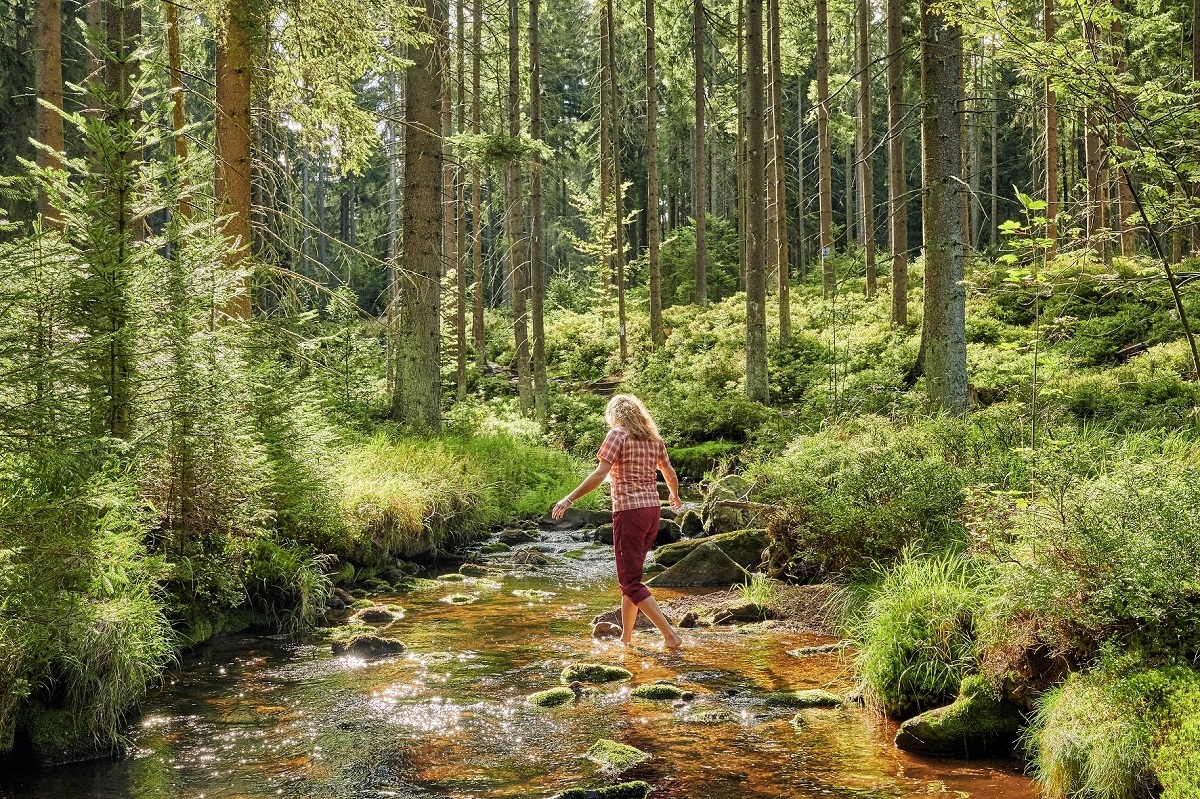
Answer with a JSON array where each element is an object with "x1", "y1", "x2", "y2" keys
[
  {"x1": 769, "y1": 0, "x2": 790, "y2": 342},
  {"x1": 530, "y1": 0, "x2": 548, "y2": 421},
  {"x1": 745, "y1": 0, "x2": 769, "y2": 404},
  {"x1": 392, "y1": 0, "x2": 445, "y2": 432},
  {"x1": 471, "y1": 0, "x2": 485, "y2": 365},
  {"x1": 817, "y1": 0, "x2": 836, "y2": 296},
  {"x1": 693, "y1": 0, "x2": 708, "y2": 306},
  {"x1": 214, "y1": 0, "x2": 255, "y2": 320},
  {"x1": 508, "y1": 0, "x2": 533, "y2": 414},
  {"x1": 887, "y1": 0, "x2": 908, "y2": 324},
  {"x1": 857, "y1": 0, "x2": 876, "y2": 297},
  {"x1": 920, "y1": 0, "x2": 968, "y2": 414},
  {"x1": 35, "y1": 0, "x2": 65, "y2": 227},
  {"x1": 646, "y1": 0, "x2": 664, "y2": 347},
  {"x1": 1044, "y1": 0, "x2": 1059, "y2": 257}
]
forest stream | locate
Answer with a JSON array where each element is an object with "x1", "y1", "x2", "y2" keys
[{"x1": 0, "y1": 517, "x2": 1037, "y2": 799}]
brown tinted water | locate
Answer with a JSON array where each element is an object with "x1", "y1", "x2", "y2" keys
[{"x1": 0, "y1": 523, "x2": 1039, "y2": 799}]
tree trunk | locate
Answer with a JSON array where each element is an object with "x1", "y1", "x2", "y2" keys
[
  {"x1": 857, "y1": 0, "x2": 876, "y2": 297},
  {"x1": 607, "y1": 0, "x2": 627, "y2": 361},
  {"x1": 35, "y1": 0, "x2": 65, "y2": 228},
  {"x1": 693, "y1": 0, "x2": 708, "y2": 306},
  {"x1": 920, "y1": 0, "x2": 968, "y2": 414},
  {"x1": 769, "y1": 0, "x2": 790, "y2": 342},
  {"x1": 647, "y1": 0, "x2": 664, "y2": 347},
  {"x1": 214, "y1": 0, "x2": 255, "y2": 319},
  {"x1": 887, "y1": 0, "x2": 908, "y2": 324},
  {"x1": 738, "y1": 0, "x2": 747, "y2": 292},
  {"x1": 797, "y1": 79, "x2": 808, "y2": 277},
  {"x1": 765, "y1": 0, "x2": 779, "y2": 288},
  {"x1": 1111, "y1": 0, "x2": 1135, "y2": 256},
  {"x1": 164, "y1": 0, "x2": 191, "y2": 221},
  {"x1": 456, "y1": 0, "x2": 469, "y2": 400},
  {"x1": 968, "y1": 46, "x2": 981, "y2": 247},
  {"x1": 817, "y1": 0, "x2": 835, "y2": 296},
  {"x1": 387, "y1": 68, "x2": 399, "y2": 397},
  {"x1": 471, "y1": 0, "x2": 486, "y2": 366},
  {"x1": 508, "y1": 0, "x2": 533, "y2": 413},
  {"x1": 530, "y1": 0, "x2": 548, "y2": 420},
  {"x1": 989, "y1": 44, "x2": 998, "y2": 247},
  {"x1": 1044, "y1": 0, "x2": 1058, "y2": 258},
  {"x1": 391, "y1": 0, "x2": 445, "y2": 432},
  {"x1": 599, "y1": 2, "x2": 613, "y2": 311},
  {"x1": 440, "y1": 6, "x2": 460, "y2": 400},
  {"x1": 745, "y1": 0, "x2": 769, "y2": 403}
]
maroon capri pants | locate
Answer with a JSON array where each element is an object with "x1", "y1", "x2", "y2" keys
[{"x1": 612, "y1": 505, "x2": 661, "y2": 604}]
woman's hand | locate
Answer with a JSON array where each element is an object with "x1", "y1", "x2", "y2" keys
[
  {"x1": 668, "y1": 492, "x2": 682, "y2": 511},
  {"x1": 551, "y1": 497, "x2": 573, "y2": 519}
]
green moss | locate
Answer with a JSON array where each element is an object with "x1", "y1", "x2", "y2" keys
[
  {"x1": 894, "y1": 675, "x2": 1022, "y2": 756},
  {"x1": 630, "y1": 684, "x2": 684, "y2": 700},
  {"x1": 563, "y1": 549, "x2": 586, "y2": 560},
  {"x1": 681, "y1": 708, "x2": 737, "y2": 724},
  {"x1": 444, "y1": 594, "x2": 477, "y2": 605},
  {"x1": 764, "y1": 689, "x2": 843, "y2": 708},
  {"x1": 561, "y1": 663, "x2": 633, "y2": 684},
  {"x1": 585, "y1": 739, "x2": 649, "y2": 771},
  {"x1": 557, "y1": 781, "x2": 651, "y2": 799},
  {"x1": 513, "y1": 589, "x2": 555, "y2": 600},
  {"x1": 528, "y1": 687, "x2": 577, "y2": 708},
  {"x1": 480, "y1": 542, "x2": 511, "y2": 553},
  {"x1": 350, "y1": 598, "x2": 375, "y2": 609},
  {"x1": 440, "y1": 573, "x2": 469, "y2": 582}
]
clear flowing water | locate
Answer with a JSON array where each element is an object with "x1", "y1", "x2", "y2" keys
[{"x1": 0, "y1": 522, "x2": 1038, "y2": 799}]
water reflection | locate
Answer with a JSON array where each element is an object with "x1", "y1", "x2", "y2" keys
[{"x1": 1, "y1": 527, "x2": 1037, "y2": 799}]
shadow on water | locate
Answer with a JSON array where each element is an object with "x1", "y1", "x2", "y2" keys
[{"x1": 0, "y1": 523, "x2": 1038, "y2": 799}]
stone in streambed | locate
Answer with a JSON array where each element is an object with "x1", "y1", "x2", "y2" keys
[
  {"x1": 652, "y1": 528, "x2": 767, "y2": 571},
  {"x1": 763, "y1": 689, "x2": 843, "y2": 708},
  {"x1": 585, "y1": 739, "x2": 649, "y2": 771},
  {"x1": 788, "y1": 641, "x2": 851, "y2": 657},
  {"x1": 556, "y1": 781, "x2": 651, "y2": 799},
  {"x1": 592, "y1": 608, "x2": 655, "y2": 630},
  {"x1": 681, "y1": 708, "x2": 738, "y2": 725},
  {"x1": 647, "y1": 541, "x2": 751, "y2": 588},
  {"x1": 894, "y1": 675, "x2": 1023, "y2": 757},
  {"x1": 675, "y1": 509, "x2": 704, "y2": 537},
  {"x1": 331, "y1": 634, "x2": 406, "y2": 658},
  {"x1": 592, "y1": 621, "x2": 623, "y2": 639},
  {"x1": 594, "y1": 523, "x2": 615, "y2": 545},
  {"x1": 631, "y1": 683, "x2": 684, "y2": 700},
  {"x1": 561, "y1": 663, "x2": 633, "y2": 684},
  {"x1": 480, "y1": 542, "x2": 511, "y2": 554},
  {"x1": 712, "y1": 601, "x2": 775, "y2": 625},
  {"x1": 528, "y1": 687, "x2": 577, "y2": 708},
  {"x1": 499, "y1": 527, "x2": 538, "y2": 544},
  {"x1": 655, "y1": 519, "x2": 682, "y2": 546},
  {"x1": 351, "y1": 605, "x2": 400, "y2": 624},
  {"x1": 540, "y1": 507, "x2": 613, "y2": 530}
]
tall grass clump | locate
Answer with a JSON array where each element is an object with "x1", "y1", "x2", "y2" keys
[{"x1": 852, "y1": 551, "x2": 984, "y2": 717}]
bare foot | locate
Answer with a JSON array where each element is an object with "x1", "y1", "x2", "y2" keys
[
  {"x1": 663, "y1": 632, "x2": 684, "y2": 650},
  {"x1": 619, "y1": 636, "x2": 634, "y2": 646}
]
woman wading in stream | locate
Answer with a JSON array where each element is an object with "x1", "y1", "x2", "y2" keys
[{"x1": 552, "y1": 394, "x2": 684, "y2": 650}]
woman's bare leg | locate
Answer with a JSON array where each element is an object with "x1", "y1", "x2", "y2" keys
[
  {"x1": 620, "y1": 595, "x2": 637, "y2": 645},
  {"x1": 636, "y1": 594, "x2": 683, "y2": 649}
]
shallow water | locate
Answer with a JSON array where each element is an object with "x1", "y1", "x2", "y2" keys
[{"x1": 0, "y1": 523, "x2": 1038, "y2": 799}]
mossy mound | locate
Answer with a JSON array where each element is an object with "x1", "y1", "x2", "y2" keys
[
  {"x1": 561, "y1": 663, "x2": 633, "y2": 684},
  {"x1": 681, "y1": 708, "x2": 738, "y2": 724},
  {"x1": 350, "y1": 598, "x2": 376, "y2": 609},
  {"x1": 330, "y1": 634, "x2": 406, "y2": 658},
  {"x1": 631, "y1": 683, "x2": 684, "y2": 701},
  {"x1": 894, "y1": 675, "x2": 1023, "y2": 757},
  {"x1": 764, "y1": 689, "x2": 843, "y2": 708},
  {"x1": 351, "y1": 605, "x2": 399, "y2": 624},
  {"x1": 557, "y1": 781, "x2": 651, "y2": 799},
  {"x1": 481, "y1": 542, "x2": 511, "y2": 554},
  {"x1": 439, "y1": 573, "x2": 469, "y2": 582},
  {"x1": 528, "y1": 687, "x2": 577, "y2": 708},
  {"x1": 585, "y1": 739, "x2": 650, "y2": 771},
  {"x1": 444, "y1": 594, "x2": 477, "y2": 605},
  {"x1": 653, "y1": 528, "x2": 767, "y2": 570},
  {"x1": 514, "y1": 589, "x2": 556, "y2": 600},
  {"x1": 788, "y1": 642, "x2": 850, "y2": 657},
  {"x1": 458, "y1": 563, "x2": 495, "y2": 576}
]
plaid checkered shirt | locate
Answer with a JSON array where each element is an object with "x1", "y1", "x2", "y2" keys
[{"x1": 596, "y1": 427, "x2": 670, "y2": 512}]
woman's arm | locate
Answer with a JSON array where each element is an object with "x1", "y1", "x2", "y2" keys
[
  {"x1": 661, "y1": 463, "x2": 682, "y2": 510},
  {"x1": 551, "y1": 460, "x2": 613, "y2": 519}
]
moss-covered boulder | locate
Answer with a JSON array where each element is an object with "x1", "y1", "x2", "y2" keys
[
  {"x1": 499, "y1": 527, "x2": 538, "y2": 544},
  {"x1": 652, "y1": 529, "x2": 767, "y2": 571},
  {"x1": 351, "y1": 605, "x2": 400, "y2": 624},
  {"x1": 712, "y1": 601, "x2": 775, "y2": 625},
  {"x1": 594, "y1": 523, "x2": 615, "y2": 545},
  {"x1": 561, "y1": 663, "x2": 633, "y2": 684},
  {"x1": 788, "y1": 641, "x2": 850, "y2": 657},
  {"x1": 585, "y1": 739, "x2": 649, "y2": 771},
  {"x1": 331, "y1": 634, "x2": 406, "y2": 658},
  {"x1": 350, "y1": 598, "x2": 375, "y2": 609},
  {"x1": 647, "y1": 541, "x2": 751, "y2": 588},
  {"x1": 764, "y1": 689, "x2": 843, "y2": 708},
  {"x1": 701, "y1": 475, "x2": 752, "y2": 534},
  {"x1": 19, "y1": 705, "x2": 110, "y2": 767},
  {"x1": 529, "y1": 687, "x2": 577, "y2": 708},
  {"x1": 556, "y1": 780, "x2": 651, "y2": 799},
  {"x1": 655, "y1": 519, "x2": 682, "y2": 547},
  {"x1": 894, "y1": 675, "x2": 1023, "y2": 757},
  {"x1": 444, "y1": 594, "x2": 477, "y2": 605},
  {"x1": 676, "y1": 509, "x2": 704, "y2": 537},
  {"x1": 631, "y1": 683, "x2": 684, "y2": 700},
  {"x1": 480, "y1": 542, "x2": 511, "y2": 554}
]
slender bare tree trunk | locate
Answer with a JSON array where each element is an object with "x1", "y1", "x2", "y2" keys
[
  {"x1": 1110, "y1": 0, "x2": 1134, "y2": 256},
  {"x1": 456, "y1": 1, "x2": 469, "y2": 399},
  {"x1": 599, "y1": 2, "x2": 613, "y2": 313},
  {"x1": 968, "y1": 46, "x2": 981, "y2": 247},
  {"x1": 506, "y1": 0, "x2": 532, "y2": 412},
  {"x1": 530, "y1": 0, "x2": 548, "y2": 420},
  {"x1": 769, "y1": 0, "x2": 790, "y2": 341},
  {"x1": 607, "y1": 0, "x2": 627, "y2": 362},
  {"x1": 35, "y1": 0, "x2": 65, "y2": 228},
  {"x1": 765, "y1": 0, "x2": 779, "y2": 288},
  {"x1": 647, "y1": 0, "x2": 664, "y2": 347},
  {"x1": 1044, "y1": 0, "x2": 1058, "y2": 258},
  {"x1": 694, "y1": 0, "x2": 708, "y2": 306},
  {"x1": 392, "y1": 0, "x2": 445, "y2": 431},
  {"x1": 1193, "y1": 0, "x2": 1200, "y2": 254},
  {"x1": 738, "y1": 0, "x2": 747, "y2": 291},
  {"x1": 989, "y1": 43, "x2": 998, "y2": 247},
  {"x1": 887, "y1": 0, "x2": 908, "y2": 324},
  {"x1": 164, "y1": 0, "x2": 191, "y2": 221},
  {"x1": 214, "y1": 0, "x2": 254, "y2": 320},
  {"x1": 817, "y1": 0, "x2": 836, "y2": 296},
  {"x1": 921, "y1": 0, "x2": 968, "y2": 414},
  {"x1": 797, "y1": 81, "x2": 808, "y2": 277},
  {"x1": 441, "y1": 11, "x2": 460, "y2": 398},
  {"x1": 857, "y1": 0, "x2": 876, "y2": 297},
  {"x1": 387, "y1": 69, "x2": 398, "y2": 397},
  {"x1": 746, "y1": 0, "x2": 769, "y2": 403},
  {"x1": 471, "y1": 0, "x2": 485, "y2": 366}
]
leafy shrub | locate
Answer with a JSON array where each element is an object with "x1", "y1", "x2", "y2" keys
[
  {"x1": 242, "y1": 534, "x2": 333, "y2": 633},
  {"x1": 853, "y1": 551, "x2": 983, "y2": 717}
]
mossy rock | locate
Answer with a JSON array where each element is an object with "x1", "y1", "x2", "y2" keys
[
  {"x1": 676, "y1": 509, "x2": 704, "y2": 537},
  {"x1": 631, "y1": 683, "x2": 684, "y2": 701},
  {"x1": 647, "y1": 541, "x2": 751, "y2": 588},
  {"x1": 653, "y1": 528, "x2": 767, "y2": 570},
  {"x1": 514, "y1": 589, "x2": 556, "y2": 600},
  {"x1": 458, "y1": 563, "x2": 495, "y2": 577},
  {"x1": 350, "y1": 588, "x2": 369, "y2": 599},
  {"x1": 333, "y1": 562, "x2": 356, "y2": 586},
  {"x1": 440, "y1": 573, "x2": 469, "y2": 582},
  {"x1": 331, "y1": 634, "x2": 406, "y2": 658},
  {"x1": 788, "y1": 642, "x2": 850, "y2": 657},
  {"x1": 529, "y1": 687, "x2": 577, "y2": 708},
  {"x1": 444, "y1": 594, "x2": 477, "y2": 605},
  {"x1": 563, "y1": 549, "x2": 586, "y2": 560},
  {"x1": 561, "y1": 663, "x2": 633, "y2": 684},
  {"x1": 764, "y1": 689, "x2": 843, "y2": 708},
  {"x1": 585, "y1": 739, "x2": 650, "y2": 771},
  {"x1": 681, "y1": 708, "x2": 738, "y2": 724},
  {"x1": 350, "y1": 598, "x2": 376, "y2": 610},
  {"x1": 481, "y1": 542, "x2": 511, "y2": 554},
  {"x1": 556, "y1": 781, "x2": 651, "y2": 799},
  {"x1": 351, "y1": 605, "x2": 399, "y2": 624},
  {"x1": 894, "y1": 675, "x2": 1023, "y2": 757},
  {"x1": 20, "y1": 704, "x2": 108, "y2": 767}
]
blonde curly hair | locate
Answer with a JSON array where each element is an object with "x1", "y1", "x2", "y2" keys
[{"x1": 604, "y1": 394, "x2": 661, "y2": 441}]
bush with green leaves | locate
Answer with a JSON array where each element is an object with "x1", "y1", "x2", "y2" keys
[{"x1": 852, "y1": 552, "x2": 984, "y2": 717}]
